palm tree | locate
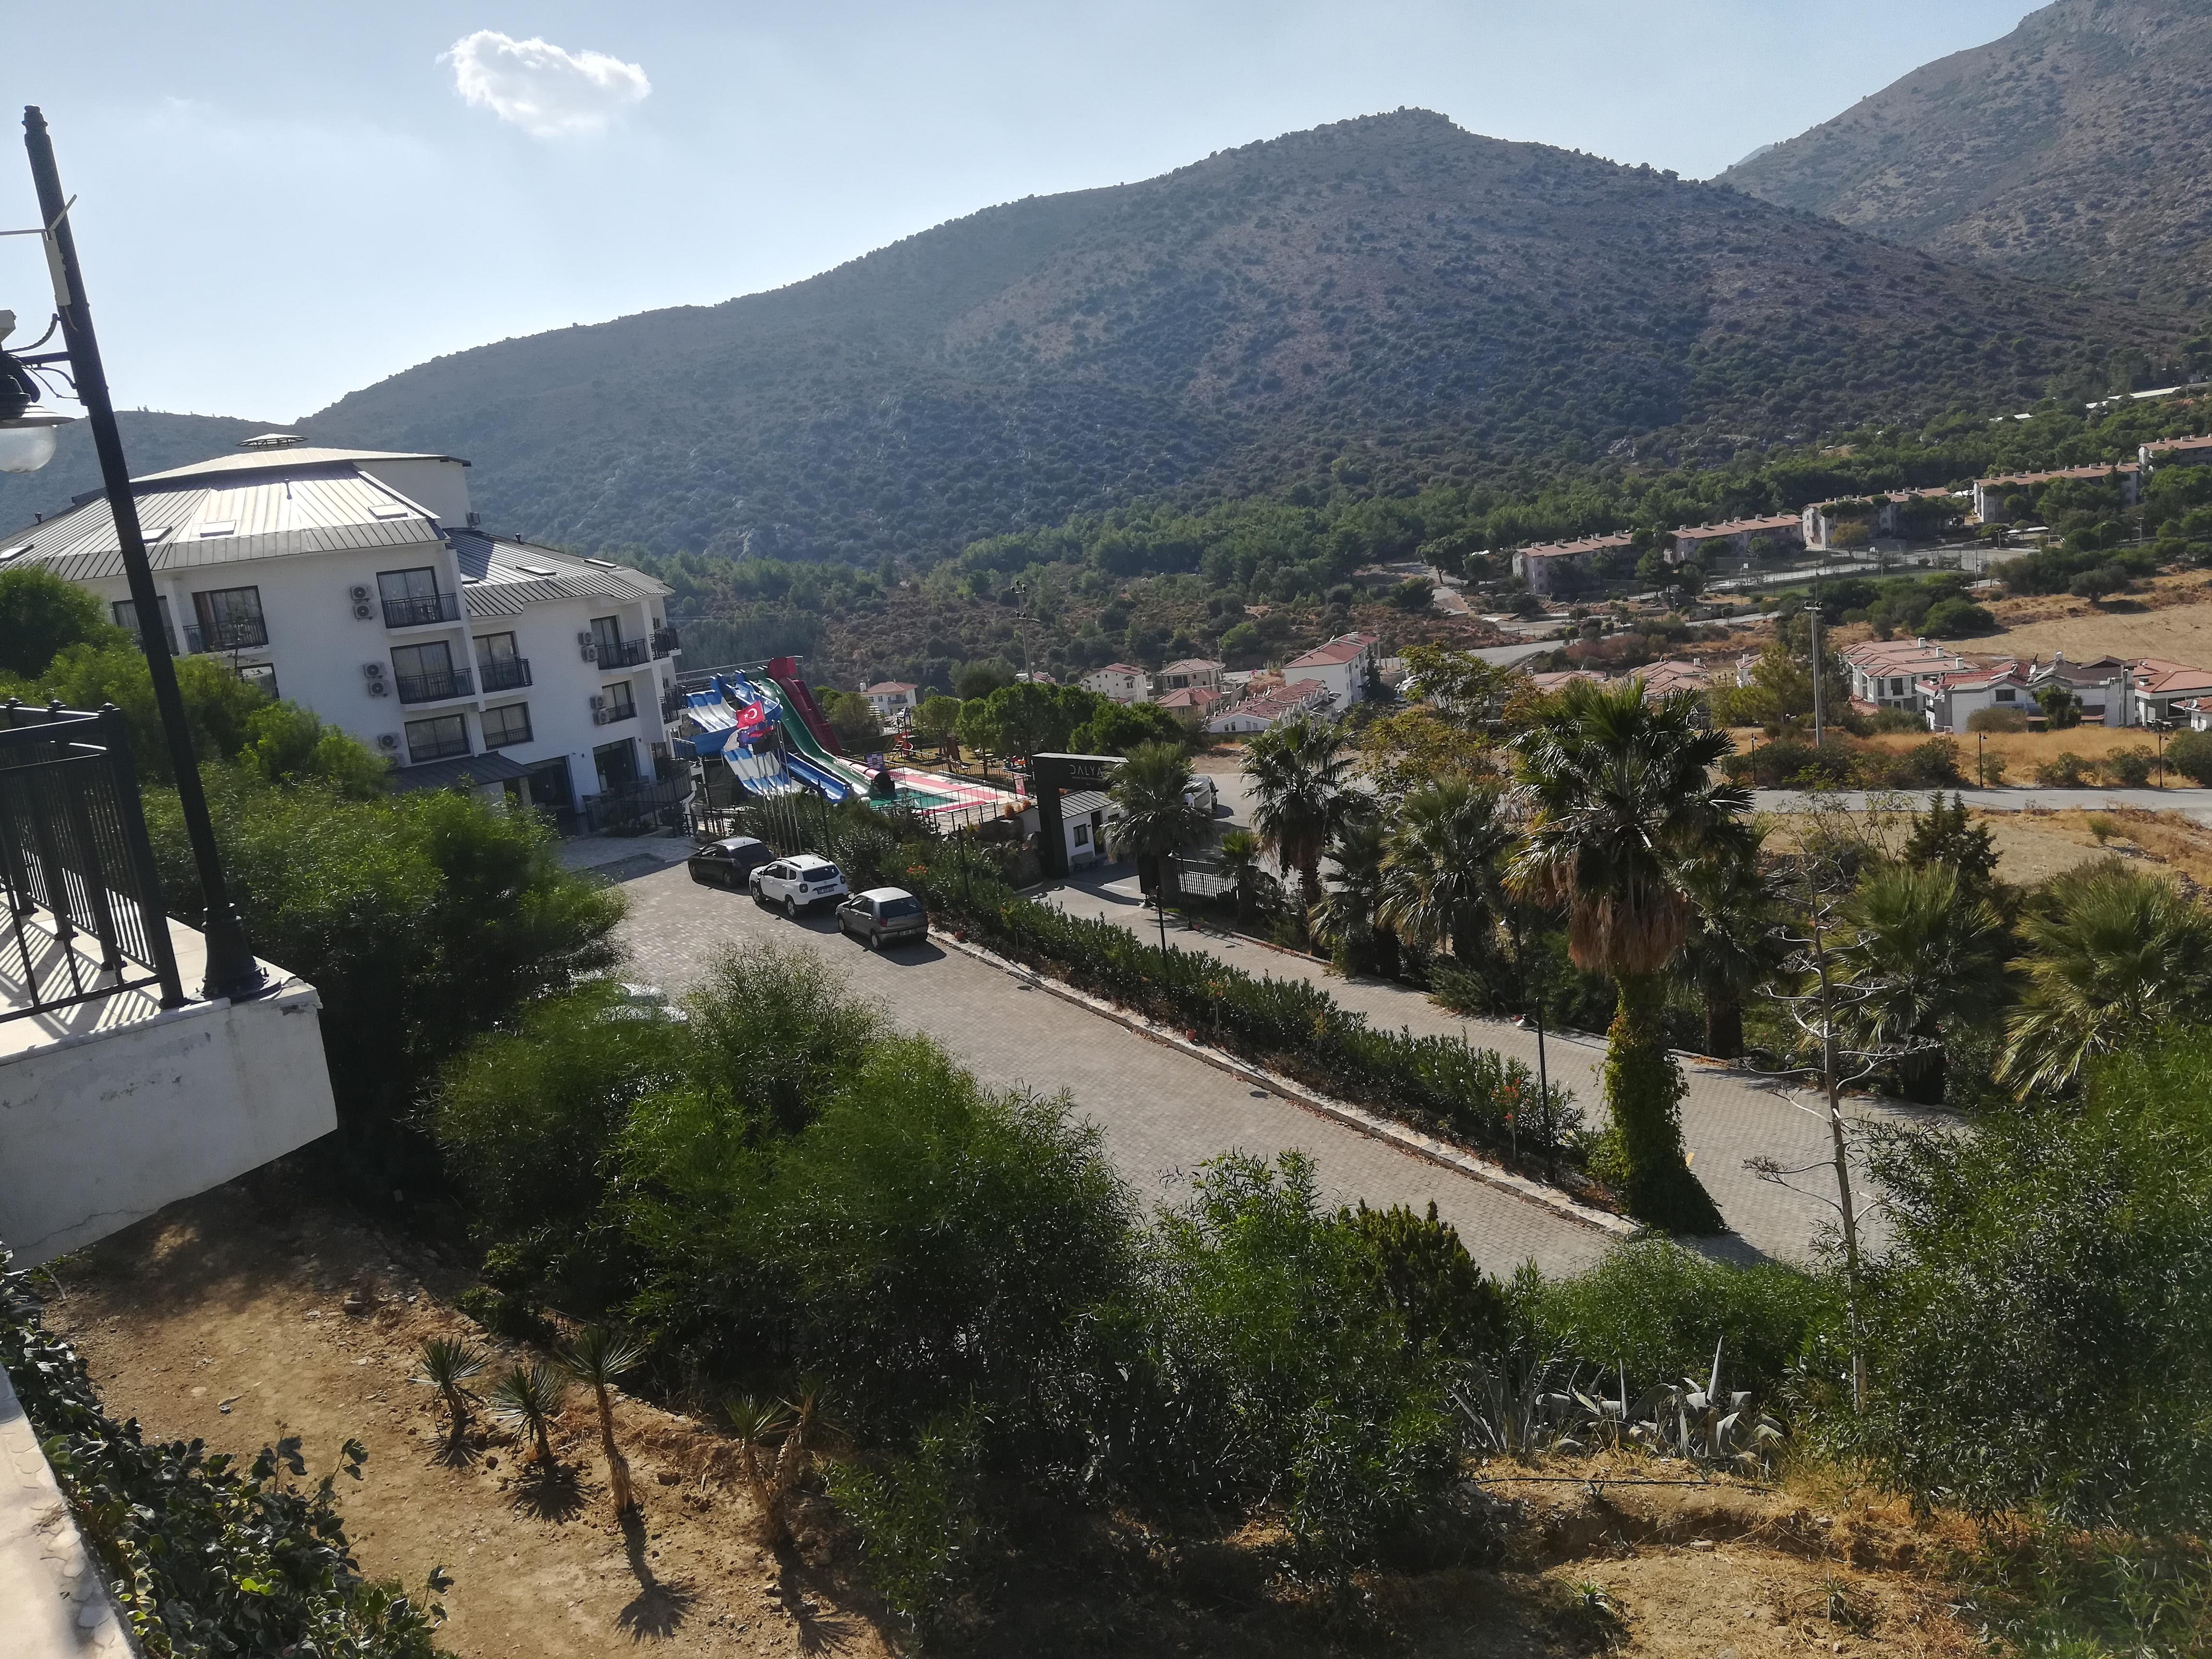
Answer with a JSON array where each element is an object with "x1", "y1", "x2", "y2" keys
[
  {"x1": 1244, "y1": 715, "x2": 1356, "y2": 911},
  {"x1": 1377, "y1": 780, "x2": 1512, "y2": 965},
  {"x1": 1510, "y1": 678, "x2": 1752, "y2": 1230},
  {"x1": 488, "y1": 1361, "x2": 568, "y2": 1471},
  {"x1": 1999, "y1": 860, "x2": 2212, "y2": 1094},
  {"x1": 561, "y1": 1326, "x2": 647, "y2": 1516},
  {"x1": 411, "y1": 1336, "x2": 487, "y2": 1444},
  {"x1": 1312, "y1": 814, "x2": 1392, "y2": 974},
  {"x1": 1677, "y1": 830, "x2": 1786, "y2": 1060},
  {"x1": 1107, "y1": 741, "x2": 1212, "y2": 909},
  {"x1": 1839, "y1": 862, "x2": 2010, "y2": 1101},
  {"x1": 724, "y1": 1395, "x2": 795, "y2": 1546},
  {"x1": 1215, "y1": 828, "x2": 1265, "y2": 926}
]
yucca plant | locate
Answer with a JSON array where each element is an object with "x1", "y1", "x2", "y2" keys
[
  {"x1": 487, "y1": 1361, "x2": 568, "y2": 1470},
  {"x1": 411, "y1": 1336, "x2": 487, "y2": 1443},
  {"x1": 723, "y1": 1395, "x2": 795, "y2": 1544},
  {"x1": 561, "y1": 1326, "x2": 647, "y2": 1515}
]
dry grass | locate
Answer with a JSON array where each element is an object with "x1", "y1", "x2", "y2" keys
[
  {"x1": 1957, "y1": 570, "x2": 2212, "y2": 664},
  {"x1": 1757, "y1": 805, "x2": 2212, "y2": 888},
  {"x1": 1854, "y1": 723, "x2": 2185, "y2": 778}
]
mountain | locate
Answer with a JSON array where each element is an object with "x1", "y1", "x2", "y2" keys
[
  {"x1": 1721, "y1": 0, "x2": 2212, "y2": 305},
  {"x1": 4, "y1": 111, "x2": 2181, "y2": 562}
]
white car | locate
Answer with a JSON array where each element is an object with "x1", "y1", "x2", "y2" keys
[
  {"x1": 1182, "y1": 775, "x2": 1218, "y2": 814},
  {"x1": 749, "y1": 854, "x2": 849, "y2": 917}
]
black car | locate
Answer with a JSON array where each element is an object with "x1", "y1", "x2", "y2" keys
[{"x1": 687, "y1": 835, "x2": 774, "y2": 889}]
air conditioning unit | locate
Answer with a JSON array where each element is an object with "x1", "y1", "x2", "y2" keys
[
  {"x1": 578, "y1": 630, "x2": 598, "y2": 662},
  {"x1": 588, "y1": 694, "x2": 606, "y2": 711},
  {"x1": 352, "y1": 601, "x2": 375, "y2": 620},
  {"x1": 367, "y1": 680, "x2": 388, "y2": 697},
  {"x1": 348, "y1": 583, "x2": 373, "y2": 603},
  {"x1": 362, "y1": 662, "x2": 385, "y2": 679},
  {"x1": 376, "y1": 733, "x2": 401, "y2": 752}
]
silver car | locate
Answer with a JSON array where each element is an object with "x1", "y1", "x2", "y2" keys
[{"x1": 836, "y1": 886, "x2": 930, "y2": 950}]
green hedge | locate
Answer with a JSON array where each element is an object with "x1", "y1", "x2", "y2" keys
[
  {"x1": 910, "y1": 864, "x2": 1585, "y2": 1180},
  {"x1": 1, "y1": 1259, "x2": 444, "y2": 1658}
]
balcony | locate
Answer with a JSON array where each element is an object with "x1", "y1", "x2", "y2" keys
[
  {"x1": 183, "y1": 618, "x2": 269, "y2": 653},
  {"x1": 478, "y1": 656, "x2": 533, "y2": 693},
  {"x1": 0, "y1": 700, "x2": 335, "y2": 1270},
  {"x1": 382, "y1": 591, "x2": 463, "y2": 628},
  {"x1": 651, "y1": 625, "x2": 681, "y2": 659},
  {"x1": 593, "y1": 638, "x2": 650, "y2": 668},
  {"x1": 395, "y1": 666, "x2": 476, "y2": 705}
]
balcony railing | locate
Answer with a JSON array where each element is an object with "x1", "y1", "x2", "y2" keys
[
  {"x1": 395, "y1": 667, "x2": 476, "y2": 705},
  {"x1": 592, "y1": 638, "x2": 649, "y2": 668},
  {"x1": 477, "y1": 657, "x2": 533, "y2": 693},
  {"x1": 592, "y1": 702, "x2": 637, "y2": 727},
  {"x1": 650, "y1": 625, "x2": 680, "y2": 659},
  {"x1": 183, "y1": 618, "x2": 269, "y2": 653},
  {"x1": 1, "y1": 700, "x2": 186, "y2": 1022},
  {"x1": 407, "y1": 729, "x2": 472, "y2": 764},
  {"x1": 382, "y1": 591, "x2": 463, "y2": 628}
]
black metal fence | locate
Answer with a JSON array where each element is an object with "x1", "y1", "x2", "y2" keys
[
  {"x1": 581, "y1": 775, "x2": 694, "y2": 835},
  {"x1": 0, "y1": 700, "x2": 185, "y2": 1021}
]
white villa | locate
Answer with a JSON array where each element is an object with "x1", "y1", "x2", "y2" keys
[{"x1": 1, "y1": 436, "x2": 683, "y2": 818}]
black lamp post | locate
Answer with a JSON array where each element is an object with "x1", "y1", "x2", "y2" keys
[{"x1": 9, "y1": 106, "x2": 265, "y2": 1001}]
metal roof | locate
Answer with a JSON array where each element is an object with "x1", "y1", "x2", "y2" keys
[
  {"x1": 2, "y1": 468, "x2": 440, "y2": 583},
  {"x1": 452, "y1": 529, "x2": 670, "y2": 618},
  {"x1": 130, "y1": 446, "x2": 469, "y2": 484},
  {"x1": 387, "y1": 750, "x2": 533, "y2": 794}
]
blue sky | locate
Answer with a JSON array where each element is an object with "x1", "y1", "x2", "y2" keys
[{"x1": 3, "y1": 1, "x2": 2037, "y2": 421}]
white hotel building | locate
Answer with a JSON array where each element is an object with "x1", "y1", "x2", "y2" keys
[{"x1": 0, "y1": 436, "x2": 682, "y2": 816}]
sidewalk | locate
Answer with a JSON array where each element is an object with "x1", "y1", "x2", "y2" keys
[{"x1": 1041, "y1": 867, "x2": 1931, "y2": 1264}]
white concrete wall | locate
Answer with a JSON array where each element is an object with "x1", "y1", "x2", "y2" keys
[
  {"x1": 356, "y1": 456, "x2": 475, "y2": 525},
  {"x1": 0, "y1": 1366, "x2": 132, "y2": 1659},
  {"x1": 0, "y1": 981, "x2": 337, "y2": 1268}
]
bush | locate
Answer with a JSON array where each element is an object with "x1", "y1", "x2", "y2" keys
[
  {"x1": 0, "y1": 565, "x2": 122, "y2": 678},
  {"x1": 1846, "y1": 1041, "x2": 2212, "y2": 1530},
  {"x1": 1871, "y1": 737, "x2": 1966, "y2": 790},
  {"x1": 2035, "y1": 750, "x2": 2095, "y2": 788},
  {"x1": 1982, "y1": 750, "x2": 2009, "y2": 785},
  {"x1": 2168, "y1": 728, "x2": 2212, "y2": 786},
  {"x1": 2105, "y1": 745, "x2": 2157, "y2": 788},
  {"x1": 1967, "y1": 706, "x2": 2031, "y2": 733},
  {"x1": 1922, "y1": 598, "x2": 1996, "y2": 637},
  {"x1": 826, "y1": 1416, "x2": 986, "y2": 1637},
  {"x1": 1, "y1": 1259, "x2": 442, "y2": 1658},
  {"x1": 1520, "y1": 1239, "x2": 1842, "y2": 1400}
]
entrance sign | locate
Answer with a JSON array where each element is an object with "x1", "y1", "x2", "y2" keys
[{"x1": 1033, "y1": 752, "x2": 1124, "y2": 878}]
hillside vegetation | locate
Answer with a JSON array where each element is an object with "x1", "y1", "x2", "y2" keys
[
  {"x1": 1723, "y1": 0, "x2": 2212, "y2": 306},
  {"x1": 3, "y1": 110, "x2": 2174, "y2": 566}
]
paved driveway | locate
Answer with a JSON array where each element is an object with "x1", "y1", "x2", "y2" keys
[
  {"x1": 614, "y1": 864, "x2": 1612, "y2": 1276},
  {"x1": 1044, "y1": 867, "x2": 1926, "y2": 1266}
]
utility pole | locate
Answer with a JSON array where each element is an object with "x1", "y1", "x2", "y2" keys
[
  {"x1": 23, "y1": 107, "x2": 264, "y2": 1002},
  {"x1": 1805, "y1": 889, "x2": 1866, "y2": 1413},
  {"x1": 1809, "y1": 576, "x2": 1826, "y2": 750}
]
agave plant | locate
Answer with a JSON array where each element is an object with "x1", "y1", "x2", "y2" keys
[
  {"x1": 1629, "y1": 1340, "x2": 1785, "y2": 1475},
  {"x1": 561, "y1": 1326, "x2": 647, "y2": 1515},
  {"x1": 723, "y1": 1394, "x2": 796, "y2": 1545},
  {"x1": 1455, "y1": 1339, "x2": 1783, "y2": 1476},
  {"x1": 487, "y1": 1361, "x2": 568, "y2": 1470},
  {"x1": 411, "y1": 1336, "x2": 487, "y2": 1442}
]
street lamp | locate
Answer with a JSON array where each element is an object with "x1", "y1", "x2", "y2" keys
[{"x1": 9, "y1": 106, "x2": 266, "y2": 1002}]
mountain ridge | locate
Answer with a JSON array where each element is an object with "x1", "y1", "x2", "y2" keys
[{"x1": 3, "y1": 110, "x2": 2184, "y2": 561}]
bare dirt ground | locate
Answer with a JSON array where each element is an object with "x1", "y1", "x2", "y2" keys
[
  {"x1": 1957, "y1": 570, "x2": 2212, "y2": 664},
  {"x1": 1757, "y1": 801, "x2": 2212, "y2": 889},
  {"x1": 36, "y1": 1176, "x2": 1996, "y2": 1658}
]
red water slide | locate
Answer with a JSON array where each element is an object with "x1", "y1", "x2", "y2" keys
[{"x1": 766, "y1": 656, "x2": 843, "y2": 757}]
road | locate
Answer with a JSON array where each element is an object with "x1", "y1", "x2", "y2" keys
[
  {"x1": 1045, "y1": 869, "x2": 1922, "y2": 1267},
  {"x1": 613, "y1": 855, "x2": 1615, "y2": 1276}
]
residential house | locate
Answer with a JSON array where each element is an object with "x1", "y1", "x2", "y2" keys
[
  {"x1": 2131, "y1": 659, "x2": 2212, "y2": 727},
  {"x1": 1154, "y1": 685, "x2": 1223, "y2": 716},
  {"x1": 1917, "y1": 661, "x2": 2033, "y2": 733},
  {"x1": 5, "y1": 436, "x2": 683, "y2": 815},
  {"x1": 1629, "y1": 658, "x2": 1713, "y2": 699},
  {"x1": 863, "y1": 681, "x2": 919, "y2": 718},
  {"x1": 1972, "y1": 465, "x2": 2140, "y2": 524},
  {"x1": 1154, "y1": 657, "x2": 1225, "y2": 696},
  {"x1": 1512, "y1": 533, "x2": 1635, "y2": 596},
  {"x1": 2178, "y1": 697, "x2": 2212, "y2": 733},
  {"x1": 1842, "y1": 638, "x2": 1972, "y2": 714},
  {"x1": 1080, "y1": 663, "x2": 1152, "y2": 703},
  {"x1": 2139, "y1": 435, "x2": 2212, "y2": 474},
  {"x1": 1801, "y1": 488, "x2": 1960, "y2": 551},
  {"x1": 1279, "y1": 632, "x2": 1377, "y2": 711},
  {"x1": 1669, "y1": 515, "x2": 1804, "y2": 566},
  {"x1": 1206, "y1": 678, "x2": 1330, "y2": 735},
  {"x1": 2025, "y1": 653, "x2": 2133, "y2": 727},
  {"x1": 1525, "y1": 668, "x2": 1609, "y2": 694}
]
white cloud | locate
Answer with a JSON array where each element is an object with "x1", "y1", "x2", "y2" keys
[{"x1": 442, "y1": 31, "x2": 650, "y2": 138}]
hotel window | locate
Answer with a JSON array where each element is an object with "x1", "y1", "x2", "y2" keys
[
  {"x1": 602, "y1": 679, "x2": 637, "y2": 721},
  {"x1": 481, "y1": 702, "x2": 534, "y2": 749},
  {"x1": 192, "y1": 585, "x2": 267, "y2": 649},
  {"x1": 112, "y1": 595, "x2": 178, "y2": 653},
  {"x1": 404, "y1": 713, "x2": 470, "y2": 764}
]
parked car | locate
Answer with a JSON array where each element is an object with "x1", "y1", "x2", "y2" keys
[
  {"x1": 837, "y1": 887, "x2": 930, "y2": 950},
  {"x1": 688, "y1": 835, "x2": 774, "y2": 889},
  {"x1": 1182, "y1": 775, "x2": 1218, "y2": 814},
  {"x1": 749, "y1": 854, "x2": 849, "y2": 917}
]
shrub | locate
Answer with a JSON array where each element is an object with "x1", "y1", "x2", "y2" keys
[
  {"x1": 826, "y1": 1416, "x2": 986, "y2": 1637},
  {"x1": 2168, "y1": 728, "x2": 2212, "y2": 786},
  {"x1": 1967, "y1": 706, "x2": 2031, "y2": 733},
  {"x1": 2035, "y1": 750, "x2": 2095, "y2": 787},
  {"x1": 2105, "y1": 745, "x2": 2157, "y2": 788},
  {"x1": 1519, "y1": 1238, "x2": 1841, "y2": 1401},
  {"x1": 1846, "y1": 1041, "x2": 2212, "y2": 1530},
  {"x1": 1870, "y1": 737, "x2": 1966, "y2": 790},
  {"x1": 1871, "y1": 706, "x2": 1922, "y2": 733},
  {"x1": 1982, "y1": 750, "x2": 2010, "y2": 785},
  {"x1": 1, "y1": 1258, "x2": 442, "y2": 1658},
  {"x1": 2087, "y1": 814, "x2": 2118, "y2": 845},
  {"x1": 0, "y1": 565, "x2": 122, "y2": 678},
  {"x1": 1922, "y1": 598, "x2": 1996, "y2": 637}
]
